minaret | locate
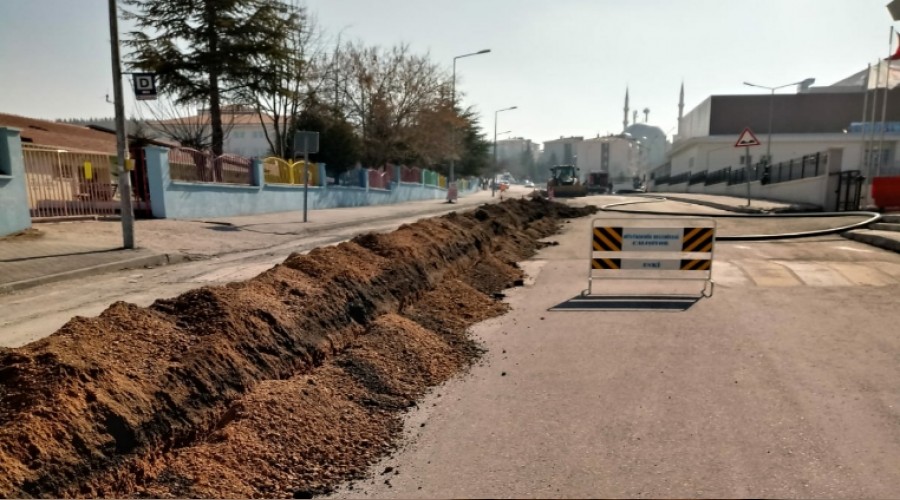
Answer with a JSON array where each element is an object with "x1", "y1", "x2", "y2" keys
[
  {"x1": 632, "y1": 110, "x2": 638, "y2": 126},
  {"x1": 623, "y1": 87, "x2": 630, "y2": 131},
  {"x1": 677, "y1": 81, "x2": 685, "y2": 136}
]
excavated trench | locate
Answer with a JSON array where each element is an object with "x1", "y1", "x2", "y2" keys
[{"x1": 0, "y1": 198, "x2": 595, "y2": 498}]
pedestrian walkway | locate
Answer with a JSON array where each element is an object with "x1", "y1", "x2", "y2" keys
[
  {"x1": 646, "y1": 192, "x2": 820, "y2": 213},
  {"x1": 0, "y1": 187, "x2": 504, "y2": 293}
]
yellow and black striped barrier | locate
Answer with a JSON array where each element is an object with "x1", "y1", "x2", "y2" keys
[
  {"x1": 587, "y1": 217, "x2": 717, "y2": 297},
  {"x1": 592, "y1": 227, "x2": 622, "y2": 251},
  {"x1": 682, "y1": 227, "x2": 714, "y2": 253}
]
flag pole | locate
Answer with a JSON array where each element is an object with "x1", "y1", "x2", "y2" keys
[
  {"x1": 858, "y1": 63, "x2": 871, "y2": 174},
  {"x1": 876, "y1": 26, "x2": 896, "y2": 181},
  {"x1": 866, "y1": 59, "x2": 883, "y2": 187}
]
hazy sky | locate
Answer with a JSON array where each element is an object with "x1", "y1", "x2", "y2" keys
[{"x1": 0, "y1": 0, "x2": 896, "y2": 145}]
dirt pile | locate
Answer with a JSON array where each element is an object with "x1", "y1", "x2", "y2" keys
[{"x1": 0, "y1": 198, "x2": 595, "y2": 498}]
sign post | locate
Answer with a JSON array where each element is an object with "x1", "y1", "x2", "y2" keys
[
  {"x1": 735, "y1": 127, "x2": 761, "y2": 207},
  {"x1": 131, "y1": 73, "x2": 158, "y2": 101},
  {"x1": 293, "y1": 131, "x2": 320, "y2": 222}
]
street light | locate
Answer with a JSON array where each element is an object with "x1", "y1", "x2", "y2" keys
[
  {"x1": 494, "y1": 106, "x2": 518, "y2": 174},
  {"x1": 448, "y1": 49, "x2": 490, "y2": 200},
  {"x1": 743, "y1": 78, "x2": 815, "y2": 165}
]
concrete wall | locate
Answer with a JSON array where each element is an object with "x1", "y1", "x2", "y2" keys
[
  {"x1": 146, "y1": 146, "x2": 473, "y2": 219},
  {"x1": 652, "y1": 148, "x2": 845, "y2": 209},
  {"x1": 0, "y1": 128, "x2": 32, "y2": 236}
]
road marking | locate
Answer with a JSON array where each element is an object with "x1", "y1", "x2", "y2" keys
[
  {"x1": 738, "y1": 260, "x2": 802, "y2": 287},
  {"x1": 828, "y1": 262, "x2": 898, "y2": 287},
  {"x1": 775, "y1": 261, "x2": 853, "y2": 287}
]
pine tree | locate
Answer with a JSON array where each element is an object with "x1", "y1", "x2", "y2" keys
[{"x1": 123, "y1": 0, "x2": 300, "y2": 155}]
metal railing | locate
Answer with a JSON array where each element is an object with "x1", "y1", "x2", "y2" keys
[
  {"x1": 399, "y1": 166, "x2": 421, "y2": 183},
  {"x1": 667, "y1": 172, "x2": 691, "y2": 185},
  {"x1": 261, "y1": 157, "x2": 319, "y2": 186},
  {"x1": 765, "y1": 152, "x2": 827, "y2": 185},
  {"x1": 22, "y1": 146, "x2": 120, "y2": 218},
  {"x1": 689, "y1": 170, "x2": 707, "y2": 185},
  {"x1": 368, "y1": 168, "x2": 391, "y2": 190},
  {"x1": 168, "y1": 148, "x2": 253, "y2": 185},
  {"x1": 705, "y1": 167, "x2": 730, "y2": 186}
]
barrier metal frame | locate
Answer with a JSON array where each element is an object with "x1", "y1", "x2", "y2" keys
[{"x1": 585, "y1": 216, "x2": 716, "y2": 298}]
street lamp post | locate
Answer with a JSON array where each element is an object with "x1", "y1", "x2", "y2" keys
[
  {"x1": 743, "y1": 78, "x2": 815, "y2": 165},
  {"x1": 494, "y1": 106, "x2": 518, "y2": 176},
  {"x1": 448, "y1": 49, "x2": 490, "y2": 202}
]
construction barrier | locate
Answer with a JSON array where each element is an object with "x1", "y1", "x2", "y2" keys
[{"x1": 587, "y1": 217, "x2": 716, "y2": 297}]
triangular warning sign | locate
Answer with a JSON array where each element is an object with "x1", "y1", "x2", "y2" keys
[{"x1": 735, "y1": 127, "x2": 761, "y2": 147}]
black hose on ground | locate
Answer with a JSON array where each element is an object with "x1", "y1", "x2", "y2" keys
[{"x1": 598, "y1": 197, "x2": 881, "y2": 241}]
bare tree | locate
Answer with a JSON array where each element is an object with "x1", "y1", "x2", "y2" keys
[
  {"x1": 244, "y1": 3, "x2": 330, "y2": 158},
  {"x1": 336, "y1": 42, "x2": 449, "y2": 166},
  {"x1": 135, "y1": 95, "x2": 234, "y2": 150}
]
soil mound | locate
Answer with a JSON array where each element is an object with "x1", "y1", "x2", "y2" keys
[{"x1": 0, "y1": 198, "x2": 595, "y2": 498}]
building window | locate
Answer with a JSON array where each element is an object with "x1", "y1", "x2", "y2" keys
[
  {"x1": 688, "y1": 157, "x2": 695, "y2": 168},
  {"x1": 739, "y1": 154, "x2": 752, "y2": 165}
]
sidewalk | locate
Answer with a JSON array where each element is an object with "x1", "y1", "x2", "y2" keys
[
  {"x1": 644, "y1": 192, "x2": 821, "y2": 213},
  {"x1": 1, "y1": 189, "x2": 830, "y2": 294},
  {"x1": 0, "y1": 188, "x2": 507, "y2": 293}
]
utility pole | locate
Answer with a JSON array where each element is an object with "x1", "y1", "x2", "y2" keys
[{"x1": 108, "y1": 0, "x2": 135, "y2": 249}]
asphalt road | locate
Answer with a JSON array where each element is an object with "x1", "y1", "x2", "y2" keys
[
  {"x1": 5, "y1": 194, "x2": 900, "y2": 498},
  {"x1": 333, "y1": 198, "x2": 900, "y2": 499}
]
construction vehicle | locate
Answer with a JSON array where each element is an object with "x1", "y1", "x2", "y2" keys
[
  {"x1": 547, "y1": 165, "x2": 587, "y2": 197},
  {"x1": 584, "y1": 171, "x2": 610, "y2": 194}
]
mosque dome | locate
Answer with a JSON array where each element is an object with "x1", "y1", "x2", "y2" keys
[{"x1": 624, "y1": 123, "x2": 666, "y2": 143}]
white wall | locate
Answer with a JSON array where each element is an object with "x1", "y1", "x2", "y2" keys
[
  {"x1": 224, "y1": 124, "x2": 271, "y2": 158},
  {"x1": 668, "y1": 134, "x2": 900, "y2": 176}
]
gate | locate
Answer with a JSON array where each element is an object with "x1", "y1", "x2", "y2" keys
[
  {"x1": 834, "y1": 170, "x2": 864, "y2": 211},
  {"x1": 22, "y1": 146, "x2": 119, "y2": 218}
]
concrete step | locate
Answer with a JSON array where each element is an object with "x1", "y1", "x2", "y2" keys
[
  {"x1": 871, "y1": 222, "x2": 900, "y2": 232},
  {"x1": 843, "y1": 229, "x2": 900, "y2": 253},
  {"x1": 881, "y1": 214, "x2": 900, "y2": 224}
]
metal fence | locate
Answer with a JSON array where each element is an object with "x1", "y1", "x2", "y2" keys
[
  {"x1": 764, "y1": 152, "x2": 827, "y2": 185},
  {"x1": 261, "y1": 157, "x2": 319, "y2": 186},
  {"x1": 399, "y1": 166, "x2": 421, "y2": 183},
  {"x1": 368, "y1": 168, "x2": 392, "y2": 189},
  {"x1": 168, "y1": 148, "x2": 253, "y2": 185},
  {"x1": 688, "y1": 170, "x2": 707, "y2": 185},
  {"x1": 22, "y1": 146, "x2": 120, "y2": 218}
]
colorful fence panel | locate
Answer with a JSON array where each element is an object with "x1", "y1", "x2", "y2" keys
[{"x1": 262, "y1": 157, "x2": 319, "y2": 186}]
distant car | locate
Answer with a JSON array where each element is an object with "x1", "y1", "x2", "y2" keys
[{"x1": 524, "y1": 180, "x2": 535, "y2": 188}]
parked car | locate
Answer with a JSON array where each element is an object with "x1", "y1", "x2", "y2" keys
[{"x1": 524, "y1": 180, "x2": 535, "y2": 188}]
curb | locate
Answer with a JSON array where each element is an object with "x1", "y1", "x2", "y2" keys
[
  {"x1": 0, "y1": 252, "x2": 191, "y2": 295},
  {"x1": 0, "y1": 192, "x2": 494, "y2": 295},
  {"x1": 646, "y1": 194, "x2": 819, "y2": 214},
  {"x1": 842, "y1": 229, "x2": 900, "y2": 254}
]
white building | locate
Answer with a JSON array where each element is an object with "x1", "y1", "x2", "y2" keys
[
  {"x1": 575, "y1": 135, "x2": 638, "y2": 182},
  {"x1": 150, "y1": 105, "x2": 275, "y2": 157},
  {"x1": 666, "y1": 72, "x2": 900, "y2": 179},
  {"x1": 542, "y1": 136, "x2": 583, "y2": 166}
]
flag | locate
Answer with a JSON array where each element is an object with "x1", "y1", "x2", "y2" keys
[{"x1": 867, "y1": 59, "x2": 900, "y2": 89}]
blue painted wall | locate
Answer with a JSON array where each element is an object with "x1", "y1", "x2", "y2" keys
[
  {"x1": 0, "y1": 128, "x2": 32, "y2": 236},
  {"x1": 146, "y1": 146, "x2": 479, "y2": 219}
]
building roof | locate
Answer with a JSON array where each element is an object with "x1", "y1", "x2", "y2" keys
[
  {"x1": 0, "y1": 113, "x2": 117, "y2": 153},
  {"x1": 152, "y1": 108, "x2": 275, "y2": 126}
]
